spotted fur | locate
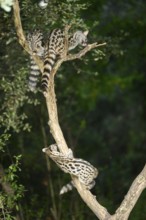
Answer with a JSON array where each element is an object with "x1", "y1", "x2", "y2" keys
[
  {"x1": 42, "y1": 144, "x2": 98, "y2": 194},
  {"x1": 27, "y1": 30, "x2": 45, "y2": 92},
  {"x1": 42, "y1": 29, "x2": 88, "y2": 92}
]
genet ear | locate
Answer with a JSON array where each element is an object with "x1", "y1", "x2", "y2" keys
[{"x1": 83, "y1": 30, "x2": 89, "y2": 36}]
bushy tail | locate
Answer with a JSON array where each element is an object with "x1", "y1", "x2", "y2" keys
[
  {"x1": 59, "y1": 180, "x2": 96, "y2": 195},
  {"x1": 28, "y1": 57, "x2": 41, "y2": 92},
  {"x1": 59, "y1": 181, "x2": 75, "y2": 195},
  {"x1": 42, "y1": 51, "x2": 56, "y2": 92}
]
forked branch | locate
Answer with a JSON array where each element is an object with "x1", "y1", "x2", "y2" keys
[{"x1": 13, "y1": 0, "x2": 146, "y2": 219}]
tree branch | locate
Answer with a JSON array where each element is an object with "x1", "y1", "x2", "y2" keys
[
  {"x1": 47, "y1": 42, "x2": 106, "y2": 80},
  {"x1": 44, "y1": 69, "x2": 110, "y2": 220},
  {"x1": 110, "y1": 164, "x2": 146, "y2": 220},
  {"x1": 66, "y1": 42, "x2": 106, "y2": 61},
  {"x1": 13, "y1": 0, "x2": 43, "y2": 72},
  {"x1": 12, "y1": 1, "x2": 146, "y2": 219}
]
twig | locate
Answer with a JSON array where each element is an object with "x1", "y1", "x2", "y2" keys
[
  {"x1": 66, "y1": 42, "x2": 106, "y2": 61},
  {"x1": 50, "y1": 42, "x2": 106, "y2": 78}
]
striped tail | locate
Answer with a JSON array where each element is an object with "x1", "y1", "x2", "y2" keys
[
  {"x1": 28, "y1": 57, "x2": 40, "y2": 92},
  {"x1": 59, "y1": 181, "x2": 74, "y2": 195},
  {"x1": 42, "y1": 51, "x2": 56, "y2": 92}
]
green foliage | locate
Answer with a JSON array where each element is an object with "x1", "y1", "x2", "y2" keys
[
  {"x1": 0, "y1": 156, "x2": 24, "y2": 220},
  {"x1": 21, "y1": 0, "x2": 90, "y2": 32},
  {"x1": 0, "y1": 133, "x2": 11, "y2": 152},
  {"x1": 0, "y1": 68, "x2": 31, "y2": 132}
]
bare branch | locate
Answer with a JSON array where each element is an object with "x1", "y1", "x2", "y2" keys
[
  {"x1": 44, "y1": 72, "x2": 111, "y2": 220},
  {"x1": 13, "y1": 0, "x2": 43, "y2": 72},
  {"x1": 63, "y1": 25, "x2": 71, "y2": 56},
  {"x1": 65, "y1": 42, "x2": 106, "y2": 61},
  {"x1": 49, "y1": 42, "x2": 106, "y2": 79},
  {"x1": 45, "y1": 74, "x2": 68, "y2": 152},
  {"x1": 110, "y1": 164, "x2": 146, "y2": 220},
  {"x1": 13, "y1": 0, "x2": 26, "y2": 49}
]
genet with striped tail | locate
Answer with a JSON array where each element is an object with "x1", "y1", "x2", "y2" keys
[
  {"x1": 42, "y1": 29, "x2": 88, "y2": 92},
  {"x1": 27, "y1": 30, "x2": 45, "y2": 92},
  {"x1": 42, "y1": 144, "x2": 98, "y2": 195}
]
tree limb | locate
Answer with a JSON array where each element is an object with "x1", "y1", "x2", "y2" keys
[
  {"x1": 44, "y1": 69, "x2": 110, "y2": 220},
  {"x1": 110, "y1": 164, "x2": 146, "y2": 220},
  {"x1": 45, "y1": 42, "x2": 106, "y2": 81},
  {"x1": 12, "y1": 0, "x2": 146, "y2": 219},
  {"x1": 13, "y1": 0, "x2": 43, "y2": 72}
]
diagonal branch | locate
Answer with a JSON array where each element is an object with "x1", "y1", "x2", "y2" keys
[
  {"x1": 13, "y1": 0, "x2": 43, "y2": 72},
  {"x1": 50, "y1": 42, "x2": 106, "y2": 78},
  {"x1": 66, "y1": 42, "x2": 106, "y2": 61},
  {"x1": 110, "y1": 164, "x2": 146, "y2": 220},
  {"x1": 44, "y1": 69, "x2": 110, "y2": 220}
]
